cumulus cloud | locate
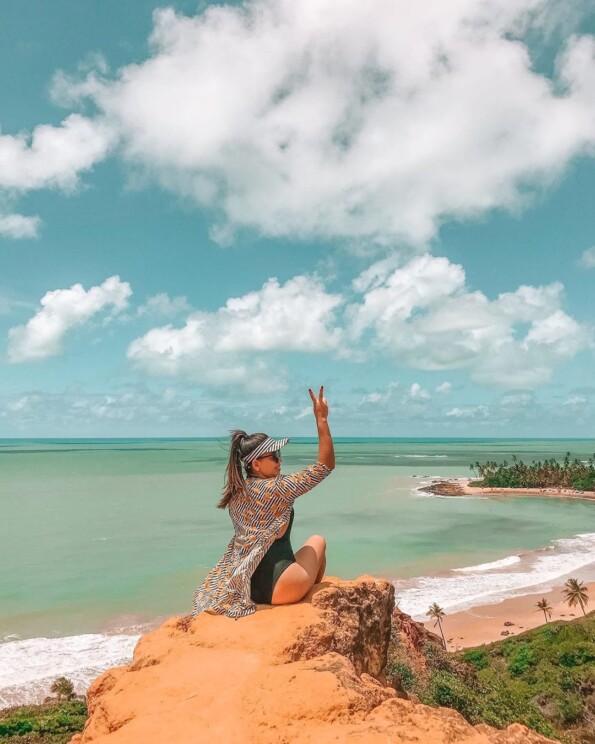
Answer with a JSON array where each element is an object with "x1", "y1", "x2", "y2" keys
[
  {"x1": 8, "y1": 276, "x2": 132, "y2": 363},
  {"x1": 127, "y1": 275, "x2": 342, "y2": 389},
  {"x1": 0, "y1": 213, "x2": 41, "y2": 239},
  {"x1": 350, "y1": 255, "x2": 466, "y2": 336},
  {"x1": 53, "y1": 0, "x2": 595, "y2": 245},
  {"x1": 406, "y1": 383, "x2": 431, "y2": 401},
  {"x1": 580, "y1": 246, "x2": 595, "y2": 268},
  {"x1": 0, "y1": 113, "x2": 113, "y2": 232},
  {"x1": 0, "y1": 114, "x2": 113, "y2": 192},
  {"x1": 128, "y1": 254, "x2": 588, "y2": 392},
  {"x1": 350, "y1": 254, "x2": 590, "y2": 388}
]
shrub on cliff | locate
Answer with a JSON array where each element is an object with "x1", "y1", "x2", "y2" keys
[{"x1": 0, "y1": 699, "x2": 86, "y2": 743}]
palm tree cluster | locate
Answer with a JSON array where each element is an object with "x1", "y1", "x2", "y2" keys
[
  {"x1": 534, "y1": 579, "x2": 589, "y2": 620},
  {"x1": 470, "y1": 452, "x2": 595, "y2": 490}
]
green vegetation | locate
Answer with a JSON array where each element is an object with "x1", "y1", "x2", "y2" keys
[
  {"x1": 469, "y1": 452, "x2": 595, "y2": 491},
  {"x1": 386, "y1": 611, "x2": 595, "y2": 743},
  {"x1": 0, "y1": 680, "x2": 86, "y2": 744}
]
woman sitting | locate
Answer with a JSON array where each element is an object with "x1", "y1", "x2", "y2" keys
[{"x1": 192, "y1": 386, "x2": 335, "y2": 618}]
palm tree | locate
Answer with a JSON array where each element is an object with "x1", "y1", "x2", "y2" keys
[
  {"x1": 50, "y1": 676, "x2": 75, "y2": 701},
  {"x1": 562, "y1": 578, "x2": 589, "y2": 616},
  {"x1": 428, "y1": 602, "x2": 447, "y2": 649},
  {"x1": 535, "y1": 598, "x2": 553, "y2": 623}
]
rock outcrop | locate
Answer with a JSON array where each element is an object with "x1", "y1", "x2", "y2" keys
[
  {"x1": 70, "y1": 576, "x2": 554, "y2": 744},
  {"x1": 391, "y1": 605, "x2": 443, "y2": 665}
]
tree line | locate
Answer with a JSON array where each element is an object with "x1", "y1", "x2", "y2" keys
[{"x1": 470, "y1": 452, "x2": 595, "y2": 491}]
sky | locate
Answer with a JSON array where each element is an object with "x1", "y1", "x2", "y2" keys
[{"x1": 0, "y1": 0, "x2": 594, "y2": 438}]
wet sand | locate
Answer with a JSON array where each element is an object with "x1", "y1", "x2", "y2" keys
[{"x1": 422, "y1": 581, "x2": 595, "y2": 651}]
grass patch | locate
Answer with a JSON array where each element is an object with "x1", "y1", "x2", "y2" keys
[{"x1": 0, "y1": 700, "x2": 87, "y2": 743}]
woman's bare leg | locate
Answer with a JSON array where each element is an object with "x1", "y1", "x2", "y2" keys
[
  {"x1": 271, "y1": 535, "x2": 326, "y2": 605},
  {"x1": 315, "y1": 552, "x2": 326, "y2": 584}
]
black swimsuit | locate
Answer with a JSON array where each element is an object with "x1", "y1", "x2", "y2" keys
[{"x1": 250, "y1": 508, "x2": 296, "y2": 604}]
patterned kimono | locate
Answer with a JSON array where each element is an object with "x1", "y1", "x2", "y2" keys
[{"x1": 192, "y1": 461, "x2": 331, "y2": 618}]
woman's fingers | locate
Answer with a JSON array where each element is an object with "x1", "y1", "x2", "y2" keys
[{"x1": 309, "y1": 386, "x2": 328, "y2": 411}]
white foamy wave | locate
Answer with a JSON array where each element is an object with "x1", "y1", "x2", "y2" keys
[
  {"x1": 394, "y1": 454, "x2": 448, "y2": 458},
  {"x1": 454, "y1": 555, "x2": 521, "y2": 572},
  {"x1": 0, "y1": 633, "x2": 140, "y2": 709},
  {"x1": 395, "y1": 532, "x2": 595, "y2": 619}
]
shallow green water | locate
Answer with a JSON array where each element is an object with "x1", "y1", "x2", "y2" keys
[{"x1": 1, "y1": 438, "x2": 594, "y2": 638}]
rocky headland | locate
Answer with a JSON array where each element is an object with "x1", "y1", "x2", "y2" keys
[{"x1": 68, "y1": 576, "x2": 556, "y2": 744}]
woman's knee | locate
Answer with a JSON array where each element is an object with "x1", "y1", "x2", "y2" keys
[{"x1": 309, "y1": 534, "x2": 326, "y2": 552}]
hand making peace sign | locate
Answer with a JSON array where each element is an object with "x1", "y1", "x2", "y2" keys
[{"x1": 308, "y1": 386, "x2": 329, "y2": 422}]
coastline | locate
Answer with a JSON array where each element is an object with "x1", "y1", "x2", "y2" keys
[
  {"x1": 419, "y1": 478, "x2": 595, "y2": 501},
  {"x1": 423, "y1": 580, "x2": 595, "y2": 651}
]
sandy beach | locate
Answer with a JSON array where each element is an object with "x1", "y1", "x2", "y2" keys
[
  {"x1": 419, "y1": 479, "x2": 595, "y2": 501},
  {"x1": 422, "y1": 581, "x2": 595, "y2": 651}
]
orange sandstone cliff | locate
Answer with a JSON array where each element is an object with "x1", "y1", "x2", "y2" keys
[{"x1": 70, "y1": 576, "x2": 554, "y2": 744}]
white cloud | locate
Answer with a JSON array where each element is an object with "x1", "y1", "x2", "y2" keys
[
  {"x1": 500, "y1": 392, "x2": 534, "y2": 406},
  {"x1": 55, "y1": 0, "x2": 595, "y2": 245},
  {"x1": 0, "y1": 114, "x2": 113, "y2": 192},
  {"x1": 350, "y1": 254, "x2": 590, "y2": 388},
  {"x1": 565, "y1": 395, "x2": 587, "y2": 406},
  {"x1": 357, "y1": 382, "x2": 431, "y2": 413},
  {"x1": 406, "y1": 382, "x2": 431, "y2": 401},
  {"x1": 215, "y1": 276, "x2": 342, "y2": 352},
  {"x1": 8, "y1": 276, "x2": 132, "y2": 363},
  {"x1": 127, "y1": 275, "x2": 342, "y2": 389},
  {"x1": 358, "y1": 382, "x2": 400, "y2": 407},
  {"x1": 446, "y1": 405, "x2": 489, "y2": 418},
  {"x1": 4, "y1": 383, "x2": 592, "y2": 435},
  {"x1": 580, "y1": 246, "x2": 595, "y2": 268},
  {"x1": 350, "y1": 255, "x2": 465, "y2": 336},
  {"x1": 0, "y1": 213, "x2": 41, "y2": 239},
  {"x1": 0, "y1": 387, "x2": 206, "y2": 431},
  {"x1": 435, "y1": 381, "x2": 452, "y2": 394}
]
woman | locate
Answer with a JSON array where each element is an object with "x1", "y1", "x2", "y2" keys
[{"x1": 192, "y1": 386, "x2": 335, "y2": 619}]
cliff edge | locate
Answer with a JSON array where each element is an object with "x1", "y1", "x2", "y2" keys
[{"x1": 70, "y1": 576, "x2": 554, "y2": 743}]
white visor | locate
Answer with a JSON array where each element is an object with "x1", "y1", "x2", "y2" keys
[{"x1": 242, "y1": 437, "x2": 289, "y2": 464}]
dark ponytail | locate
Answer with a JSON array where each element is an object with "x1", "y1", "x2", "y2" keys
[{"x1": 217, "y1": 430, "x2": 268, "y2": 509}]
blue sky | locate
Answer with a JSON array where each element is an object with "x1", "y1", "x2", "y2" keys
[{"x1": 0, "y1": 0, "x2": 594, "y2": 437}]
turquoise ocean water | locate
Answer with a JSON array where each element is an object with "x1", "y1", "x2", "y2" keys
[{"x1": 1, "y1": 437, "x2": 594, "y2": 706}]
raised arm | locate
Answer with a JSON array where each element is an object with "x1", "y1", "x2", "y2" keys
[{"x1": 309, "y1": 386, "x2": 335, "y2": 471}]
